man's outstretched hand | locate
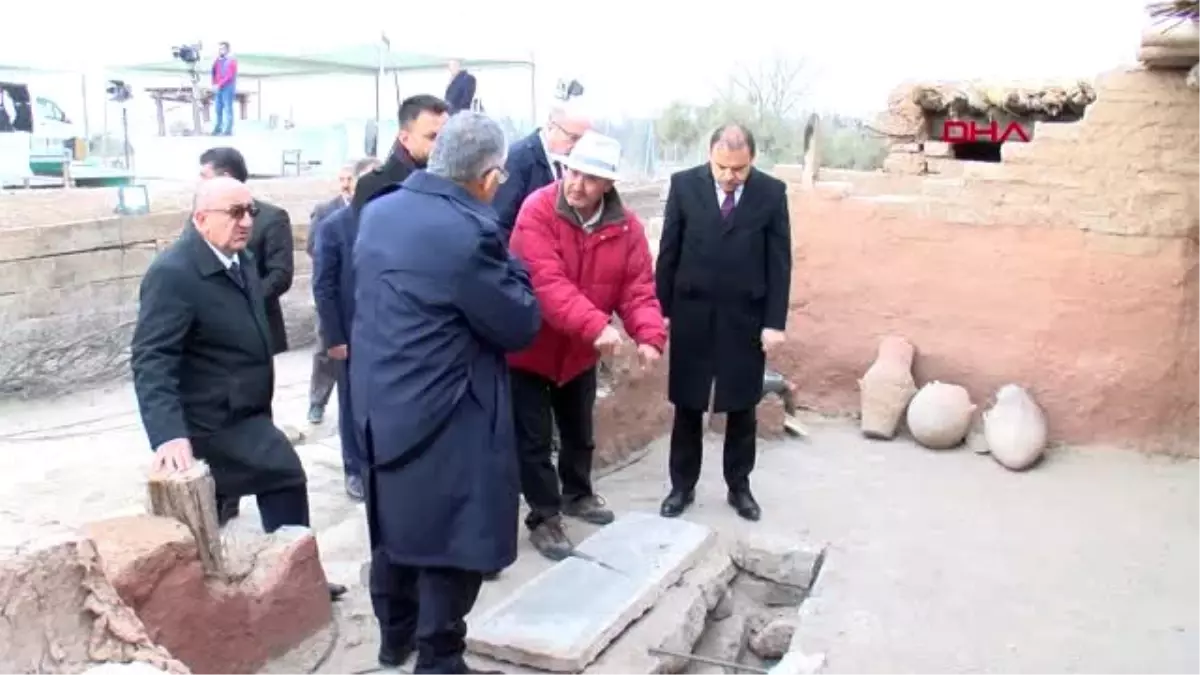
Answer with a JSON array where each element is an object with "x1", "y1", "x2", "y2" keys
[
  {"x1": 594, "y1": 325, "x2": 624, "y2": 355},
  {"x1": 637, "y1": 344, "x2": 661, "y2": 368}
]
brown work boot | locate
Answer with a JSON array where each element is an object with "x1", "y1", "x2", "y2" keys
[
  {"x1": 563, "y1": 494, "x2": 615, "y2": 525},
  {"x1": 529, "y1": 516, "x2": 574, "y2": 561}
]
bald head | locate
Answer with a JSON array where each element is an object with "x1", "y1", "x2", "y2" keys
[
  {"x1": 545, "y1": 101, "x2": 592, "y2": 156},
  {"x1": 708, "y1": 123, "x2": 757, "y2": 194},
  {"x1": 193, "y1": 176, "x2": 255, "y2": 254},
  {"x1": 709, "y1": 124, "x2": 757, "y2": 157}
]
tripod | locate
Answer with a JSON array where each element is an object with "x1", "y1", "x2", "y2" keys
[
  {"x1": 187, "y1": 63, "x2": 202, "y2": 135},
  {"x1": 120, "y1": 104, "x2": 131, "y2": 171}
]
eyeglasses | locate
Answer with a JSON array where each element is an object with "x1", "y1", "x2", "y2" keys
[
  {"x1": 203, "y1": 203, "x2": 259, "y2": 219},
  {"x1": 551, "y1": 122, "x2": 584, "y2": 144}
]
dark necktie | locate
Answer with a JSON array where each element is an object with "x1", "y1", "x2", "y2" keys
[
  {"x1": 228, "y1": 260, "x2": 246, "y2": 289},
  {"x1": 553, "y1": 161, "x2": 563, "y2": 180},
  {"x1": 720, "y1": 190, "x2": 736, "y2": 220}
]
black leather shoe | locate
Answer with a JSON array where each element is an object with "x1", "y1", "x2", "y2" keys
[
  {"x1": 328, "y1": 583, "x2": 347, "y2": 601},
  {"x1": 659, "y1": 490, "x2": 694, "y2": 518},
  {"x1": 727, "y1": 489, "x2": 761, "y2": 521},
  {"x1": 378, "y1": 641, "x2": 414, "y2": 667}
]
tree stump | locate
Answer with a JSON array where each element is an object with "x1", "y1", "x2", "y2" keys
[{"x1": 147, "y1": 461, "x2": 226, "y2": 577}]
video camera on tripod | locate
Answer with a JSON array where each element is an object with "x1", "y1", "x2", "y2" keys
[{"x1": 172, "y1": 43, "x2": 204, "y2": 82}]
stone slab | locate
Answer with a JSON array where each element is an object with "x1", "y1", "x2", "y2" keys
[{"x1": 467, "y1": 511, "x2": 715, "y2": 672}]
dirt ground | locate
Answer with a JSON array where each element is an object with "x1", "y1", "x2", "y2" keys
[{"x1": 0, "y1": 349, "x2": 1195, "y2": 674}]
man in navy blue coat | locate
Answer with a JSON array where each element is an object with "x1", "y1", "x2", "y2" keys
[
  {"x1": 351, "y1": 111, "x2": 541, "y2": 674},
  {"x1": 491, "y1": 101, "x2": 591, "y2": 241},
  {"x1": 310, "y1": 157, "x2": 380, "y2": 501}
]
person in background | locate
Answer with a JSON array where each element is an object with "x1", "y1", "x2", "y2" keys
[
  {"x1": 492, "y1": 102, "x2": 592, "y2": 242},
  {"x1": 199, "y1": 146, "x2": 296, "y2": 524},
  {"x1": 655, "y1": 124, "x2": 793, "y2": 522},
  {"x1": 210, "y1": 42, "x2": 238, "y2": 136},
  {"x1": 352, "y1": 112, "x2": 539, "y2": 674},
  {"x1": 444, "y1": 59, "x2": 477, "y2": 114},
  {"x1": 310, "y1": 156, "x2": 381, "y2": 501},
  {"x1": 131, "y1": 176, "x2": 346, "y2": 601},
  {"x1": 352, "y1": 95, "x2": 450, "y2": 216},
  {"x1": 306, "y1": 162, "x2": 359, "y2": 426},
  {"x1": 507, "y1": 131, "x2": 667, "y2": 561}
]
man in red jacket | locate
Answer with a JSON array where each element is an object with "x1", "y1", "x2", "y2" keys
[{"x1": 509, "y1": 131, "x2": 667, "y2": 561}]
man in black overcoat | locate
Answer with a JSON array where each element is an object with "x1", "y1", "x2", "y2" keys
[
  {"x1": 655, "y1": 123, "x2": 793, "y2": 522},
  {"x1": 131, "y1": 176, "x2": 344, "y2": 600},
  {"x1": 199, "y1": 147, "x2": 294, "y2": 355}
]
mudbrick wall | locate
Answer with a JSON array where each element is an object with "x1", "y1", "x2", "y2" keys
[
  {"x1": 774, "y1": 66, "x2": 1198, "y2": 454},
  {"x1": 0, "y1": 177, "x2": 331, "y2": 397},
  {"x1": 0, "y1": 179, "x2": 667, "y2": 400}
]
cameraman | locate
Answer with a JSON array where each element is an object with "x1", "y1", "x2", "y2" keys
[{"x1": 211, "y1": 42, "x2": 238, "y2": 136}]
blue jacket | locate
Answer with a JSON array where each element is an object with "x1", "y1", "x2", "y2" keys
[
  {"x1": 311, "y1": 204, "x2": 356, "y2": 348},
  {"x1": 492, "y1": 130, "x2": 557, "y2": 240},
  {"x1": 350, "y1": 170, "x2": 541, "y2": 571}
]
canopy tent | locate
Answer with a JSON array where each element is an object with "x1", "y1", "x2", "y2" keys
[
  {"x1": 112, "y1": 44, "x2": 534, "y2": 78},
  {"x1": 112, "y1": 43, "x2": 538, "y2": 125}
]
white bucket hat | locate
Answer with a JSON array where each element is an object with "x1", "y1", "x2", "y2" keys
[{"x1": 560, "y1": 130, "x2": 622, "y2": 180}]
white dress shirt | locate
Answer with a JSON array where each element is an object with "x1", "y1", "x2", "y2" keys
[
  {"x1": 715, "y1": 181, "x2": 745, "y2": 207},
  {"x1": 539, "y1": 128, "x2": 562, "y2": 180},
  {"x1": 205, "y1": 240, "x2": 237, "y2": 270}
]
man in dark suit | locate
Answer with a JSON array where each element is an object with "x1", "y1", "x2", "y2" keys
[
  {"x1": 492, "y1": 102, "x2": 592, "y2": 242},
  {"x1": 311, "y1": 156, "x2": 381, "y2": 502},
  {"x1": 306, "y1": 162, "x2": 363, "y2": 426},
  {"x1": 352, "y1": 95, "x2": 450, "y2": 217},
  {"x1": 200, "y1": 147, "x2": 294, "y2": 356},
  {"x1": 130, "y1": 176, "x2": 345, "y2": 600},
  {"x1": 353, "y1": 112, "x2": 539, "y2": 673},
  {"x1": 444, "y1": 59, "x2": 476, "y2": 114},
  {"x1": 655, "y1": 124, "x2": 793, "y2": 522}
]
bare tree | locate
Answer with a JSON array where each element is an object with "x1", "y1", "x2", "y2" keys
[{"x1": 729, "y1": 54, "x2": 811, "y2": 125}]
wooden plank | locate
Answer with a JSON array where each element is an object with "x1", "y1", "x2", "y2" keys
[{"x1": 147, "y1": 460, "x2": 226, "y2": 577}]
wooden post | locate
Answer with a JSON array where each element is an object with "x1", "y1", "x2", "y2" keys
[{"x1": 147, "y1": 460, "x2": 226, "y2": 577}]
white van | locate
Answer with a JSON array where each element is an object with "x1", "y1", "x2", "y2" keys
[{"x1": 0, "y1": 81, "x2": 80, "y2": 175}]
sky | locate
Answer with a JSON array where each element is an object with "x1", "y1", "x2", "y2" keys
[{"x1": 2, "y1": 0, "x2": 1149, "y2": 133}]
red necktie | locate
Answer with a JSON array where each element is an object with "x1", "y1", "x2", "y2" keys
[{"x1": 720, "y1": 190, "x2": 736, "y2": 219}]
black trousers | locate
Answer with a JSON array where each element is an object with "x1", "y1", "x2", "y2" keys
[
  {"x1": 216, "y1": 485, "x2": 311, "y2": 533},
  {"x1": 668, "y1": 406, "x2": 757, "y2": 493},
  {"x1": 370, "y1": 551, "x2": 484, "y2": 674},
  {"x1": 511, "y1": 367, "x2": 597, "y2": 530}
]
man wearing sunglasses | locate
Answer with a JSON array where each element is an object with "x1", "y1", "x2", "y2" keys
[
  {"x1": 199, "y1": 147, "x2": 294, "y2": 358},
  {"x1": 131, "y1": 176, "x2": 346, "y2": 602},
  {"x1": 492, "y1": 101, "x2": 592, "y2": 243}
]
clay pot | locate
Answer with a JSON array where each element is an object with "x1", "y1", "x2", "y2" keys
[
  {"x1": 858, "y1": 336, "x2": 917, "y2": 440},
  {"x1": 906, "y1": 381, "x2": 975, "y2": 450},
  {"x1": 983, "y1": 384, "x2": 1048, "y2": 471}
]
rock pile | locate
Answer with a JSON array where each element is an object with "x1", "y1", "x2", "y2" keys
[
  {"x1": 0, "y1": 521, "x2": 187, "y2": 674},
  {"x1": 585, "y1": 529, "x2": 828, "y2": 675}
]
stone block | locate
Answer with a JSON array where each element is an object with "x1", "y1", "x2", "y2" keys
[
  {"x1": 732, "y1": 531, "x2": 826, "y2": 589},
  {"x1": 1093, "y1": 67, "x2": 1195, "y2": 102},
  {"x1": 0, "y1": 521, "x2": 188, "y2": 674},
  {"x1": 748, "y1": 616, "x2": 798, "y2": 660},
  {"x1": 586, "y1": 543, "x2": 735, "y2": 674},
  {"x1": 0, "y1": 245, "x2": 157, "y2": 296},
  {"x1": 0, "y1": 278, "x2": 140, "y2": 323},
  {"x1": 468, "y1": 512, "x2": 715, "y2": 672},
  {"x1": 882, "y1": 152, "x2": 926, "y2": 176},
  {"x1": 85, "y1": 516, "x2": 332, "y2": 675},
  {"x1": 922, "y1": 141, "x2": 952, "y2": 158}
]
